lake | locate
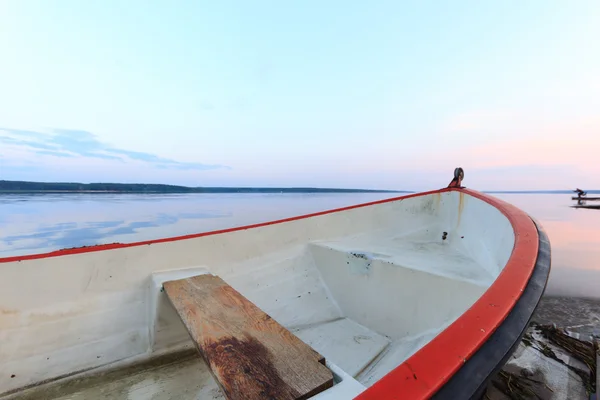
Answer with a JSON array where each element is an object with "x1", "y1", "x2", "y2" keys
[{"x1": 1, "y1": 192, "x2": 598, "y2": 299}]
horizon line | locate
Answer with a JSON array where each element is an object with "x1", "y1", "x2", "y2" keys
[{"x1": 0, "y1": 179, "x2": 597, "y2": 194}]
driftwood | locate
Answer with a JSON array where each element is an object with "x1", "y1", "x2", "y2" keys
[{"x1": 485, "y1": 323, "x2": 597, "y2": 400}]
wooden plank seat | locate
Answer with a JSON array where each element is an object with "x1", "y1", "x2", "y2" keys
[{"x1": 163, "y1": 274, "x2": 334, "y2": 400}]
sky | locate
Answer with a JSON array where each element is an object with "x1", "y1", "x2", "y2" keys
[{"x1": 0, "y1": 1, "x2": 599, "y2": 191}]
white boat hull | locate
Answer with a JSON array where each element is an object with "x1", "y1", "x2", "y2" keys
[{"x1": 0, "y1": 185, "x2": 550, "y2": 399}]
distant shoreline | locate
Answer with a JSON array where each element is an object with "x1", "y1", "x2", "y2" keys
[
  {"x1": 0, "y1": 180, "x2": 597, "y2": 195},
  {"x1": 0, "y1": 190, "x2": 404, "y2": 194},
  {"x1": 0, "y1": 180, "x2": 404, "y2": 194}
]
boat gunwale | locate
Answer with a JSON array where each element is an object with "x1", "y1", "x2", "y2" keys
[
  {"x1": 430, "y1": 218, "x2": 551, "y2": 400},
  {"x1": 355, "y1": 188, "x2": 542, "y2": 399},
  {"x1": 0, "y1": 187, "x2": 544, "y2": 400}
]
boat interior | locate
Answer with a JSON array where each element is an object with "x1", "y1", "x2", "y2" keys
[{"x1": 0, "y1": 190, "x2": 515, "y2": 399}]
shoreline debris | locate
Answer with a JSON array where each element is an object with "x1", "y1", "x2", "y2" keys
[{"x1": 485, "y1": 322, "x2": 598, "y2": 400}]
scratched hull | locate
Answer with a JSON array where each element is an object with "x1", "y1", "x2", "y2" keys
[{"x1": 0, "y1": 187, "x2": 550, "y2": 400}]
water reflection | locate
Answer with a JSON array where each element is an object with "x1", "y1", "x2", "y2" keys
[
  {"x1": 0, "y1": 193, "x2": 398, "y2": 256},
  {"x1": 1, "y1": 192, "x2": 599, "y2": 299},
  {"x1": 493, "y1": 193, "x2": 600, "y2": 299},
  {"x1": 571, "y1": 198, "x2": 600, "y2": 210}
]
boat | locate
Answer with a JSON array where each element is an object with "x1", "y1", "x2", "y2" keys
[
  {"x1": 571, "y1": 196, "x2": 600, "y2": 201},
  {"x1": 0, "y1": 168, "x2": 551, "y2": 400},
  {"x1": 572, "y1": 204, "x2": 600, "y2": 210},
  {"x1": 571, "y1": 188, "x2": 600, "y2": 201}
]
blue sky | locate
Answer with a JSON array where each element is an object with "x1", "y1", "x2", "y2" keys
[{"x1": 1, "y1": 0, "x2": 599, "y2": 190}]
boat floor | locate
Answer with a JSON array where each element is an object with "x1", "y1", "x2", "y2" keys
[{"x1": 3, "y1": 317, "x2": 443, "y2": 400}]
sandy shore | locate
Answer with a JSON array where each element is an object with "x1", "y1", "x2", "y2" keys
[
  {"x1": 484, "y1": 295, "x2": 600, "y2": 399},
  {"x1": 532, "y1": 296, "x2": 600, "y2": 338}
]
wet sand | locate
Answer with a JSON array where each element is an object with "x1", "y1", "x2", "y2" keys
[
  {"x1": 533, "y1": 296, "x2": 600, "y2": 338},
  {"x1": 485, "y1": 295, "x2": 600, "y2": 399}
]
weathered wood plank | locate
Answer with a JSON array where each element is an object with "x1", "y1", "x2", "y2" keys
[{"x1": 163, "y1": 274, "x2": 334, "y2": 400}]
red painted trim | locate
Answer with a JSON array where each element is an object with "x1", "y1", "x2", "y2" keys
[
  {"x1": 0, "y1": 189, "x2": 447, "y2": 264},
  {"x1": 355, "y1": 188, "x2": 539, "y2": 400}
]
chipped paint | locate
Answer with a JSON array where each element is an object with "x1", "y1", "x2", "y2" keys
[
  {"x1": 456, "y1": 191, "x2": 465, "y2": 228},
  {"x1": 347, "y1": 252, "x2": 373, "y2": 275},
  {"x1": 433, "y1": 192, "x2": 442, "y2": 212}
]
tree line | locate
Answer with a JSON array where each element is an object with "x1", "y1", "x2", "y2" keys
[{"x1": 0, "y1": 180, "x2": 400, "y2": 194}]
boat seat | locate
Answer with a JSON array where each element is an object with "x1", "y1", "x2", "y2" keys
[{"x1": 162, "y1": 274, "x2": 334, "y2": 400}]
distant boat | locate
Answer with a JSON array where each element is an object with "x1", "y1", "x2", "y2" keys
[
  {"x1": 572, "y1": 203, "x2": 600, "y2": 209},
  {"x1": 0, "y1": 168, "x2": 551, "y2": 400},
  {"x1": 572, "y1": 196, "x2": 600, "y2": 201}
]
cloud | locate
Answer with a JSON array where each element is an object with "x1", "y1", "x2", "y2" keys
[
  {"x1": 0, "y1": 128, "x2": 50, "y2": 140},
  {"x1": 0, "y1": 136, "x2": 58, "y2": 151},
  {"x1": 44, "y1": 129, "x2": 123, "y2": 160},
  {"x1": 35, "y1": 150, "x2": 76, "y2": 158},
  {"x1": 0, "y1": 127, "x2": 229, "y2": 170}
]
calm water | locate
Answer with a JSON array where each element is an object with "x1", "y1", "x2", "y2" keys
[{"x1": 1, "y1": 192, "x2": 599, "y2": 298}]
